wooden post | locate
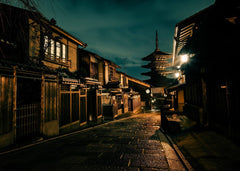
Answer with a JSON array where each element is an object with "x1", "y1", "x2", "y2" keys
[
  {"x1": 94, "y1": 88, "x2": 99, "y2": 120},
  {"x1": 41, "y1": 72, "x2": 45, "y2": 135},
  {"x1": 57, "y1": 75, "x2": 60, "y2": 121},
  {"x1": 79, "y1": 89, "x2": 81, "y2": 123},
  {"x1": 99, "y1": 89, "x2": 102, "y2": 116},
  {"x1": 85, "y1": 89, "x2": 87, "y2": 122},
  {"x1": 12, "y1": 66, "x2": 17, "y2": 141},
  {"x1": 70, "y1": 85, "x2": 72, "y2": 123}
]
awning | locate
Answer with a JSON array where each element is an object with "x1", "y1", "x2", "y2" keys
[
  {"x1": 61, "y1": 77, "x2": 85, "y2": 87},
  {"x1": 104, "y1": 81, "x2": 120, "y2": 88},
  {"x1": 84, "y1": 77, "x2": 102, "y2": 85}
]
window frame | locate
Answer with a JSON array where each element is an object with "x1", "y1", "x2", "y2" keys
[{"x1": 43, "y1": 36, "x2": 68, "y2": 65}]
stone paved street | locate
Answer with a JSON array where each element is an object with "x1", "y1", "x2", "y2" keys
[{"x1": 0, "y1": 112, "x2": 177, "y2": 171}]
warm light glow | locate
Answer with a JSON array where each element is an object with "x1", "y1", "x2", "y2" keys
[
  {"x1": 181, "y1": 54, "x2": 188, "y2": 63},
  {"x1": 175, "y1": 72, "x2": 180, "y2": 78},
  {"x1": 146, "y1": 89, "x2": 150, "y2": 94}
]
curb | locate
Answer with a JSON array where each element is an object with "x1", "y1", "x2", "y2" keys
[{"x1": 159, "y1": 128, "x2": 194, "y2": 171}]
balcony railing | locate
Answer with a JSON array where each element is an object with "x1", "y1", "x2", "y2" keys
[
  {"x1": 44, "y1": 55, "x2": 71, "y2": 67},
  {"x1": 29, "y1": 55, "x2": 71, "y2": 68},
  {"x1": 90, "y1": 73, "x2": 98, "y2": 79},
  {"x1": 109, "y1": 76, "x2": 119, "y2": 82}
]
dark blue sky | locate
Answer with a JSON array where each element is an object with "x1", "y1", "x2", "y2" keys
[{"x1": 36, "y1": 0, "x2": 214, "y2": 80}]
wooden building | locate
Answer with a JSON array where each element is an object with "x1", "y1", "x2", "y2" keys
[
  {"x1": 0, "y1": 3, "x2": 87, "y2": 147},
  {"x1": 127, "y1": 75, "x2": 151, "y2": 111},
  {"x1": 78, "y1": 49, "x2": 123, "y2": 120},
  {"x1": 168, "y1": 0, "x2": 240, "y2": 142}
]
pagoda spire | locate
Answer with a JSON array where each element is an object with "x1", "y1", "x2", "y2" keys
[{"x1": 155, "y1": 30, "x2": 160, "y2": 51}]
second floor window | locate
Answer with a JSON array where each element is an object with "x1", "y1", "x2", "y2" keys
[
  {"x1": 109, "y1": 66, "x2": 114, "y2": 81},
  {"x1": 44, "y1": 36, "x2": 68, "y2": 64},
  {"x1": 44, "y1": 36, "x2": 48, "y2": 55},
  {"x1": 90, "y1": 56, "x2": 98, "y2": 79}
]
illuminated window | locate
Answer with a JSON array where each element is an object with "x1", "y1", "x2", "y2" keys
[
  {"x1": 43, "y1": 36, "x2": 67, "y2": 64},
  {"x1": 50, "y1": 39, "x2": 55, "y2": 60},
  {"x1": 56, "y1": 42, "x2": 61, "y2": 59},
  {"x1": 44, "y1": 36, "x2": 49, "y2": 55},
  {"x1": 156, "y1": 66, "x2": 165, "y2": 70},
  {"x1": 62, "y1": 44, "x2": 66, "y2": 62}
]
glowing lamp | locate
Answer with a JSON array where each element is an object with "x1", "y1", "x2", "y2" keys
[
  {"x1": 175, "y1": 72, "x2": 180, "y2": 78},
  {"x1": 180, "y1": 54, "x2": 188, "y2": 63}
]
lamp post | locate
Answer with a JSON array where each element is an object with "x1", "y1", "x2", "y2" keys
[
  {"x1": 145, "y1": 88, "x2": 152, "y2": 110},
  {"x1": 178, "y1": 53, "x2": 191, "y2": 83}
]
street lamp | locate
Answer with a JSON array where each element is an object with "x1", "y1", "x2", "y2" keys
[
  {"x1": 146, "y1": 89, "x2": 150, "y2": 94},
  {"x1": 180, "y1": 54, "x2": 188, "y2": 63},
  {"x1": 175, "y1": 72, "x2": 180, "y2": 78}
]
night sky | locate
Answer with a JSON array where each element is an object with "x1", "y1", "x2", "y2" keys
[{"x1": 36, "y1": 0, "x2": 214, "y2": 80}]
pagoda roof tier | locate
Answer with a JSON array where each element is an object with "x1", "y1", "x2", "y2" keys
[
  {"x1": 142, "y1": 31, "x2": 172, "y2": 61},
  {"x1": 141, "y1": 70, "x2": 165, "y2": 76},
  {"x1": 141, "y1": 70, "x2": 172, "y2": 76},
  {"x1": 142, "y1": 50, "x2": 172, "y2": 61},
  {"x1": 142, "y1": 60, "x2": 170, "y2": 69},
  {"x1": 144, "y1": 76, "x2": 175, "y2": 87}
]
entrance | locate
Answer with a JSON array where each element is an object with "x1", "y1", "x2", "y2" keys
[{"x1": 16, "y1": 77, "x2": 41, "y2": 141}]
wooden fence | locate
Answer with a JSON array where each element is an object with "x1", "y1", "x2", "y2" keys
[
  {"x1": 97, "y1": 90, "x2": 102, "y2": 117},
  {"x1": 16, "y1": 104, "x2": 41, "y2": 140},
  {"x1": 0, "y1": 75, "x2": 14, "y2": 135},
  {"x1": 0, "y1": 67, "x2": 42, "y2": 142},
  {"x1": 60, "y1": 84, "x2": 87, "y2": 126},
  {"x1": 44, "y1": 81, "x2": 58, "y2": 122}
]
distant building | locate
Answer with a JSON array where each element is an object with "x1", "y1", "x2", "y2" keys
[
  {"x1": 78, "y1": 49, "x2": 151, "y2": 119},
  {"x1": 141, "y1": 31, "x2": 173, "y2": 87},
  {"x1": 141, "y1": 31, "x2": 176, "y2": 109}
]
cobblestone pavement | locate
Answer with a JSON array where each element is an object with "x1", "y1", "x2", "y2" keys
[{"x1": 0, "y1": 112, "x2": 172, "y2": 171}]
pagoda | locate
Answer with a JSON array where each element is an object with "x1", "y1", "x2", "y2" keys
[{"x1": 141, "y1": 31, "x2": 172, "y2": 87}]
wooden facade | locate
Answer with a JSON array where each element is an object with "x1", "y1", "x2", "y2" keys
[
  {"x1": 0, "y1": 67, "x2": 15, "y2": 148},
  {"x1": 128, "y1": 76, "x2": 151, "y2": 111},
  {"x1": 170, "y1": 1, "x2": 240, "y2": 142},
  {"x1": 60, "y1": 82, "x2": 87, "y2": 127},
  {"x1": 78, "y1": 49, "x2": 105, "y2": 122},
  {"x1": 0, "y1": 3, "x2": 87, "y2": 147},
  {"x1": 0, "y1": 66, "x2": 60, "y2": 146},
  {"x1": 0, "y1": 74, "x2": 14, "y2": 136}
]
